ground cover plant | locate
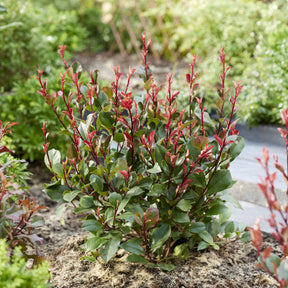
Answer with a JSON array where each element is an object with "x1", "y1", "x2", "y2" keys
[
  {"x1": 0, "y1": 239, "x2": 50, "y2": 288},
  {"x1": 36, "y1": 33, "x2": 248, "y2": 270},
  {"x1": 249, "y1": 108, "x2": 288, "y2": 287},
  {"x1": 0, "y1": 121, "x2": 47, "y2": 264}
]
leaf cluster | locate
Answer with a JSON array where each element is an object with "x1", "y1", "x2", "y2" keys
[
  {"x1": 0, "y1": 121, "x2": 47, "y2": 264},
  {"x1": 0, "y1": 67, "x2": 91, "y2": 161},
  {"x1": 249, "y1": 108, "x2": 288, "y2": 287},
  {"x1": 0, "y1": 239, "x2": 50, "y2": 288},
  {"x1": 38, "y1": 36, "x2": 246, "y2": 268}
]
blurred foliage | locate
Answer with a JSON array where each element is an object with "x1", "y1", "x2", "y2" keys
[
  {"x1": 0, "y1": 68, "x2": 91, "y2": 161},
  {"x1": 0, "y1": 0, "x2": 88, "y2": 91},
  {"x1": 165, "y1": 0, "x2": 267, "y2": 116},
  {"x1": 31, "y1": 0, "x2": 113, "y2": 52},
  {"x1": 241, "y1": 0, "x2": 288, "y2": 125}
]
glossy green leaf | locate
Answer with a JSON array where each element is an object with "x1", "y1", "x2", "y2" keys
[
  {"x1": 90, "y1": 174, "x2": 104, "y2": 192},
  {"x1": 126, "y1": 254, "x2": 150, "y2": 264},
  {"x1": 43, "y1": 182, "x2": 68, "y2": 203},
  {"x1": 229, "y1": 137, "x2": 245, "y2": 160},
  {"x1": 85, "y1": 236, "x2": 107, "y2": 252},
  {"x1": 82, "y1": 219, "x2": 103, "y2": 233},
  {"x1": 278, "y1": 260, "x2": 288, "y2": 282},
  {"x1": 151, "y1": 224, "x2": 171, "y2": 251},
  {"x1": 206, "y1": 170, "x2": 232, "y2": 194},
  {"x1": 262, "y1": 253, "x2": 281, "y2": 275},
  {"x1": 157, "y1": 263, "x2": 175, "y2": 271},
  {"x1": 137, "y1": 177, "x2": 152, "y2": 188},
  {"x1": 118, "y1": 158, "x2": 128, "y2": 171},
  {"x1": 147, "y1": 163, "x2": 161, "y2": 173},
  {"x1": 116, "y1": 198, "x2": 129, "y2": 215},
  {"x1": 154, "y1": 143, "x2": 167, "y2": 165},
  {"x1": 78, "y1": 113, "x2": 94, "y2": 140},
  {"x1": 197, "y1": 241, "x2": 209, "y2": 251},
  {"x1": 126, "y1": 186, "x2": 144, "y2": 198},
  {"x1": 220, "y1": 192, "x2": 242, "y2": 209},
  {"x1": 100, "y1": 238, "x2": 121, "y2": 262},
  {"x1": 173, "y1": 243, "x2": 189, "y2": 260},
  {"x1": 113, "y1": 133, "x2": 125, "y2": 143},
  {"x1": 240, "y1": 231, "x2": 250, "y2": 242},
  {"x1": 52, "y1": 162, "x2": 63, "y2": 177},
  {"x1": 199, "y1": 231, "x2": 213, "y2": 244},
  {"x1": 99, "y1": 111, "x2": 114, "y2": 129},
  {"x1": 187, "y1": 139, "x2": 200, "y2": 160},
  {"x1": 147, "y1": 183, "x2": 166, "y2": 196},
  {"x1": 206, "y1": 204, "x2": 229, "y2": 215},
  {"x1": 219, "y1": 206, "x2": 232, "y2": 224},
  {"x1": 71, "y1": 61, "x2": 83, "y2": 79},
  {"x1": 195, "y1": 107, "x2": 215, "y2": 128},
  {"x1": 172, "y1": 210, "x2": 190, "y2": 223},
  {"x1": 63, "y1": 190, "x2": 80, "y2": 202},
  {"x1": 208, "y1": 220, "x2": 221, "y2": 237},
  {"x1": 224, "y1": 221, "x2": 235, "y2": 234},
  {"x1": 189, "y1": 222, "x2": 206, "y2": 233},
  {"x1": 109, "y1": 192, "x2": 122, "y2": 207},
  {"x1": 188, "y1": 172, "x2": 205, "y2": 187},
  {"x1": 120, "y1": 238, "x2": 145, "y2": 255},
  {"x1": 176, "y1": 199, "x2": 192, "y2": 212},
  {"x1": 80, "y1": 196, "x2": 94, "y2": 208},
  {"x1": 44, "y1": 149, "x2": 61, "y2": 169}
]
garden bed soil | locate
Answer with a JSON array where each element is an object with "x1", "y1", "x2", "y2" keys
[
  {"x1": 29, "y1": 52, "x2": 282, "y2": 287},
  {"x1": 29, "y1": 164, "x2": 280, "y2": 288}
]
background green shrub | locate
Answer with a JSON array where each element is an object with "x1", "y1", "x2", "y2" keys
[
  {"x1": 31, "y1": 0, "x2": 113, "y2": 52},
  {"x1": 0, "y1": 239, "x2": 50, "y2": 288},
  {"x1": 241, "y1": 1, "x2": 288, "y2": 125},
  {"x1": 0, "y1": 0, "x2": 88, "y2": 91},
  {"x1": 166, "y1": 0, "x2": 266, "y2": 114}
]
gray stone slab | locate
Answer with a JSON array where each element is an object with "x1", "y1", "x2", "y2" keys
[
  {"x1": 229, "y1": 200, "x2": 284, "y2": 234},
  {"x1": 227, "y1": 124, "x2": 287, "y2": 233},
  {"x1": 230, "y1": 139, "x2": 286, "y2": 191}
]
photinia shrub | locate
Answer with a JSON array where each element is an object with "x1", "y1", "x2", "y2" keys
[
  {"x1": 0, "y1": 121, "x2": 47, "y2": 265},
  {"x1": 249, "y1": 108, "x2": 288, "y2": 287},
  {"x1": 37, "y1": 33, "x2": 246, "y2": 270}
]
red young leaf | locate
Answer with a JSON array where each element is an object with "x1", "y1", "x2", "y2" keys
[
  {"x1": 248, "y1": 219, "x2": 263, "y2": 251},
  {"x1": 144, "y1": 206, "x2": 159, "y2": 229},
  {"x1": 148, "y1": 130, "x2": 155, "y2": 148}
]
